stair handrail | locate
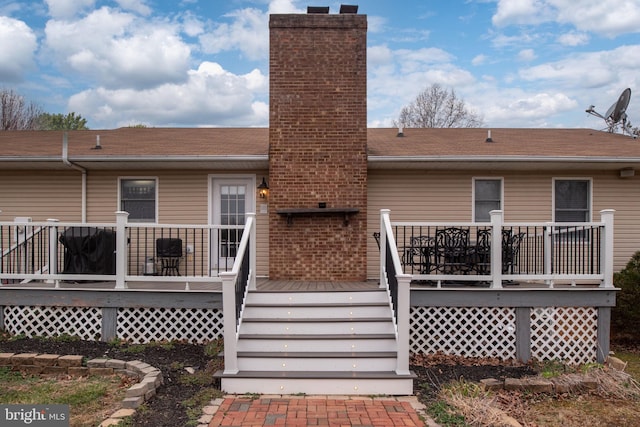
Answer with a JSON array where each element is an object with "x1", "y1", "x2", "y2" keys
[
  {"x1": 380, "y1": 209, "x2": 412, "y2": 375},
  {"x1": 1, "y1": 223, "x2": 46, "y2": 281},
  {"x1": 220, "y1": 213, "x2": 256, "y2": 375}
]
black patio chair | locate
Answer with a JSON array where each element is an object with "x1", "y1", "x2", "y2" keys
[
  {"x1": 156, "y1": 238, "x2": 183, "y2": 276},
  {"x1": 472, "y1": 228, "x2": 492, "y2": 274},
  {"x1": 434, "y1": 227, "x2": 472, "y2": 274},
  {"x1": 404, "y1": 236, "x2": 436, "y2": 274},
  {"x1": 502, "y1": 230, "x2": 525, "y2": 274}
]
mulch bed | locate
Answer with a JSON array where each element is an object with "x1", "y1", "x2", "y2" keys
[{"x1": 0, "y1": 337, "x2": 537, "y2": 426}]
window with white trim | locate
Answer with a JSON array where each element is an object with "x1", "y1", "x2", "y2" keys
[
  {"x1": 554, "y1": 179, "x2": 591, "y2": 222},
  {"x1": 473, "y1": 178, "x2": 502, "y2": 222},
  {"x1": 119, "y1": 178, "x2": 157, "y2": 222}
]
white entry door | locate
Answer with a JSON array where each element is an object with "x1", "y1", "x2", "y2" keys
[{"x1": 212, "y1": 178, "x2": 254, "y2": 272}]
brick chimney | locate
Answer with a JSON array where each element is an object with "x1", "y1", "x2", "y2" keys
[{"x1": 268, "y1": 9, "x2": 367, "y2": 281}]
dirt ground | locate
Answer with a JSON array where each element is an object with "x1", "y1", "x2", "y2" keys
[
  {"x1": 2, "y1": 337, "x2": 634, "y2": 427},
  {"x1": 0, "y1": 338, "x2": 216, "y2": 426}
]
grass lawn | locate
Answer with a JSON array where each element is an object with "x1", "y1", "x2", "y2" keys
[{"x1": 0, "y1": 367, "x2": 131, "y2": 427}]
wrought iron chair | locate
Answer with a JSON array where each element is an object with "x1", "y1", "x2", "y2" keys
[
  {"x1": 404, "y1": 236, "x2": 436, "y2": 274},
  {"x1": 156, "y1": 238, "x2": 183, "y2": 276},
  {"x1": 472, "y1": 228, "x2": 492, "y2": 274},
  {"x1": 502, "y1": 231, "x2": 525, "y2": 274},
  {"x1": 434, "y1": 227, "x2": 472, "y2": 274}
]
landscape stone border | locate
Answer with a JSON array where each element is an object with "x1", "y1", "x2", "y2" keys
[
  {"x1": 479, "y1": 355, "x2": 628, "y2": 394},
  {"x1": 0, "y1": 352, "x2": 163, "y2": 427}
]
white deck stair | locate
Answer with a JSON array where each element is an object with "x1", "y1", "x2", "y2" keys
[{"x1": 217, "y1": 288, "x2": 415, "y2": 395}]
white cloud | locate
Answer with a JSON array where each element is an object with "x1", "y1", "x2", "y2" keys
[
  {"x1": 472, "y1": 54, "x2": 488, "y2": 66},
  {"x1": 518, "y1": 45, "x2": 640, "y2": 89},
  {"x1": 367, "y1": 44, "x2": 477, "y2": 127},
  {"x1": 68, "y1": 62, "x2": 268, "y2": 128},
  {"x1": 0, "y1": 16, "x2": 37, "y2": 82},
  {"x1": 44, "y1": 7, "x2": 191, "y2": 89},
  {"x1": 517, "y1": 49, "x2": 537, "y2": 62},
  {"x1": 45, "y1": 0, "x2": 95, "y2": 19},
  {"x1": 472, "y1": 88, "x2": 578, "y2": 127},
  {"x1": 115, "y1": 0, "x2": 151, "y2": 16},
  {"x1": 180, "y1": 12, "x2": 205, "y2": 38},
  {"x1": 492, "y1": 0, "x2": 552, "y2": 26},
  {"x1": 557, "y1": 31, "x2": 589, "y2": 46},
  {"x1": 268, "y1": 0, "x2": 304, "y2": 14},
  {"x1": 198, "y1": 7, "x2": 268, "y2": 61},
  {"x1": 493, "y1": 0, "x2": 640, "y2": 37}
]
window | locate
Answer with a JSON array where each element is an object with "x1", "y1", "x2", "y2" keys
[
  {"x1": 554, "y1": 179, "x2": 590, "y2": 222},
  {"x1": 120, "y1": 178, "x2": 157, "y2": 222},
  {"x1": 473, "y1": 178, "x2": 502, "y2": 222}
]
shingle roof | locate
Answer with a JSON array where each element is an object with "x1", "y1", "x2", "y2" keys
[
  {"x1": 366, "y1": 128, "x2": 640, "y2": 158},
  {"x1": 1, "y1": 127, "x2": 639, "y2": 163},
  {"x1": 0, "y1": 128, "x2": 268, "y2": 157}
]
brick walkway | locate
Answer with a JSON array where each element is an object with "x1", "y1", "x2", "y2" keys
[{"x1": 202, "y1": 395, "x2": 429, "y2": 427}]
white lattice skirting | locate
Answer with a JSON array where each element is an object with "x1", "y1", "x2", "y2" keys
[
  {"x1": 410, "y1": 306, "x2": 599, "y2": 365},
  {"x1": 530, "y1": 307, "x2": 598, "y2": 365},
  {"x1": 410, "y1": 306, "x2": 517, "y2": 359},
  {"x1": 117, "y1": 307, "x2": 224, "y2": 343},
  {"x1": 2, "y1": 306, "x2": 224, "y2": 344},
  {"x1": 3, "y1": 305, "x2": 102, "y2": 340}
]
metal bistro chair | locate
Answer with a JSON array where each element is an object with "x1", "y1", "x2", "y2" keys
[
  {"x1": 404, "y1": 236, "x2": 436, "y2": 274},
  {"x1": 156, "y1": 238, "x2": 183, "y2": 276},
  {"x1": 502, "y1": 230, "x2": 525, "y2": 274},
  {"x1": 471, "y1": 228, "x2": 492, "y2": 275},
  {"x1": 434, "y1": 227, "x2": 472, "y2": 274}
]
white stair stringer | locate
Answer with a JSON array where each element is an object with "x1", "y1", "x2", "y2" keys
[{"x1": 216, "y1": 289, "x2": 415, "y2": 395}]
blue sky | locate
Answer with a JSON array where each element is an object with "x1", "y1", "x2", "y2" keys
[{"x1": 1, "y1": 0, "x2": 639, "y2": 130}]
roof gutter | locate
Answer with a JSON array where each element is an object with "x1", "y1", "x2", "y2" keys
[
  {"x1": 62, "y1": 132, "x2": 87, "y2": 223},
  {"x1": 368, "y1": 155, "x2": 640, "y2": 163}
]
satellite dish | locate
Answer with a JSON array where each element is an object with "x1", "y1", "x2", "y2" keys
[
  {"x1": 611, "y1": 87, "x2": 631, "y2": 123},
  {"x1": 586, "y1": 88, "x2": 633, "y2": 135}
]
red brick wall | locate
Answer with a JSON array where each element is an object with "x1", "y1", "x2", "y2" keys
[{"x1": 268, "y1": 13, "x2": 368, "y2": 281}]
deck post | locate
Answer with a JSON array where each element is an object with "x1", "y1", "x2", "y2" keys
[
  {"x1": 544, "y1": 223, "x2": 553, "y2": 287},
  {"x1": 102, "y1": 307, "x2": 117, "y2": 342},
  {"x1": 220, "y1": 271, "x2": 239, "y2": 374},
  {"x1": 248, "y1": 213, "x2": 257, "y2": 290},
  {"x1": 46, "y1": 219, "x2": 59, "y2": 286},
  {"x1": 395, "y1": 273, "x2": 412, "y2": 375},
  {"x1": 490, "y1": 210, "x2": 503, "y2": 288},
  {"x1": 515, "y1": 307, "x2": 531, "y2": 363},
  {"x1": 597, "y1": 307, "x2": 611, "y2": 363},
  {"x1": 380, "y1": 210, "x2": 390, "y2": 289},
  {"x1": 600, "y1": 209, "x2": 615, "y2": 288},
  {"x1": 115, "y1": 211, "x2": 129, "y2": 289}
]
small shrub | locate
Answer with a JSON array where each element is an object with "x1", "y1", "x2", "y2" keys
[
  {"x1": 427, "y1": 400, "x2": 468, "y2": 426},
  {"x1": 612, "y1": 251, "x2": 640, "y2": 342},
  {"x1": 538, "y1": 359, "x2": 569, "y2": 378}
]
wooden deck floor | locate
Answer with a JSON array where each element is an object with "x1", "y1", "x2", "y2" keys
[{"x1": 255, "y1": 279, "x2": 380, "y2": 291}]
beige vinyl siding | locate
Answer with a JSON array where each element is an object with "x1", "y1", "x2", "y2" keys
[
  {"x1": 83, "y1": 170, "x2": 269, "y2": 277},
  {"x1": 0, "y1": 169, "x2": 269, "y2": 278},
  {"x1": 367, "y1": 169, "x2": 639, "y2": 280},
  {"x1": 0, "y1": 171, "x2": 83, "y2": 221}
]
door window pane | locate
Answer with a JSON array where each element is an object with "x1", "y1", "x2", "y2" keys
[{"x1": 220, "y1": 184, "x2": 246, "y2": 257}]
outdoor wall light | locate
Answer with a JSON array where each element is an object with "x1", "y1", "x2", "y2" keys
[
  {"x1": 619, "y1": 168, "x2": 635, "y2": 178},
  {"x1": 258, "y1": 177, "x2": 269, "y2": 198}
]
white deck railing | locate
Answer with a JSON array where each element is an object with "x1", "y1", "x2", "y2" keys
[
  {"x1": 381, "y1": 209, "x2": 615, "y2": 289},
  {"x1": 0, "y1": 211, "x2": 250, "y2": 290}
]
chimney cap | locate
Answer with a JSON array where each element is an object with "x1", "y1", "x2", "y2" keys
[
  {"x1": 307, "y1": 6, "x2": 329, "y2": 13},
  {"x1": 339, "y1": 5, "x2": 358, "y2": 14}
]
